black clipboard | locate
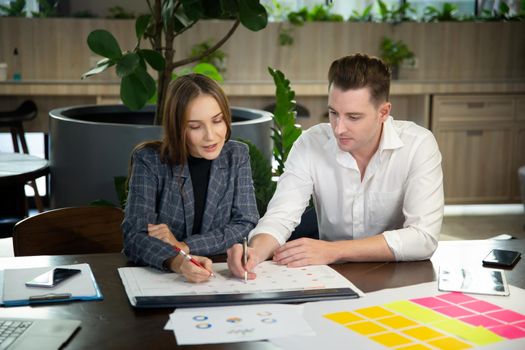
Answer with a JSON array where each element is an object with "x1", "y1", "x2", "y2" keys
[{"x1": 135, "y1": 287, "x2": 359, "y2": 308}]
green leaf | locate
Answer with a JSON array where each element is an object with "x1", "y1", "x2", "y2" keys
[
  {"x1": 139, "y1": 49, "x2": 165, "y2": 71},
  {"x1": 87, "y1": 29, "x2": 122, "y2": 60},
  {"x1": 173, "y1": 5, "x2": 193, "y2": 28},
  {"x1": 181, "y1": 0, "x2": 203, "y2": 21},
  {"x1": 162, "y1": 0, "x2": 175, "y2": 32},
  {"x1": 238, "y1": 0, "x2": 268, "y2": 31},
  {"x1": 237, "y1": 138, "x2": 275, "y2": 216},
  {"x1": 135, "y1": 14, "x2": 151, "y2": 39},
  {"x1": 81, "y1": 62, "x2": 111, "y2": 80},
  {"x1": 268, "y1": 67, "x2": 302, "y2": 176},
  {"x1": 116, "y1": 53, "x2": 140, "y2": 78},
  {"x1": 192, "y1": 63, "x2": 223, "y2": 82},
  {"x1": 120, "y1": 66, "x2": 156, "y2": 110}
]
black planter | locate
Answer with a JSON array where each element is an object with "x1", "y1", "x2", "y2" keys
[{"x1": 49, "y1": 105, "x2": 273, "y2": 208}]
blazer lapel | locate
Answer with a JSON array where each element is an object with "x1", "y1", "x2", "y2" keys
[
  {"x1": 200, "y1": 152, "x2": 227, "y2": 233},
  {"x1": 175, "y1": 164, "x2": 194, "y2": 237}
]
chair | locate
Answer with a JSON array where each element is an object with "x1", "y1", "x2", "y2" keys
[
  {"x1": 0, "y1": 100, "x2": 38, "y2": 154},
  {"x1": 0, "y1": 100, "x2": 44, "y2": 213},
  {"x1": 13, "y1": 206, "x2": 124, "y2": 256}
]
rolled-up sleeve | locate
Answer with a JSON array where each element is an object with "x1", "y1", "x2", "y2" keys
[{"x1": 383, "y1": 132, "x2": 444, "y2": 261}]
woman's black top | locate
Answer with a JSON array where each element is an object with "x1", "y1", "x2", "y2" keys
[{"x1": 187, "y1": 155, "x2": 212, "y2": 235}]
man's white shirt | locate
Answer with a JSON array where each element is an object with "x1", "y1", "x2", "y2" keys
[{"x1": 249, "y1": 116, "x2": 444, "y2": 261}]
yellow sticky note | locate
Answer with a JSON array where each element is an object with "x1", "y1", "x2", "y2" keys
[
  {"x1": 384, "y1": 301, "x2": 450, "y2": 324},
  {"x1": 370, "y1": 332, "x2": 413, "y2": 347},
  {"x1": 402, "y1": 326, "x2": 444, "y2": 341},
  {"x1": 378, "y1": 315, "x2": 418, "y2": 329},
  {"x1": 355, "y1": 306, "x2": 395, "y2": 319},
  {"x1": 427, "y1": 337, "x2": 472, "y2": 349},
  {"x1": 346, "y1": 321, "x2": 387, "y2": 335},
  {"x1": 433, "y1": 320, "x2": 503, "y2": 346},
  {"x1": 324, "y1": 311, "x2": 363, "y2": 325},
  {"x1": 396, "y1": 344, "x2": 433, "y2": 350}
]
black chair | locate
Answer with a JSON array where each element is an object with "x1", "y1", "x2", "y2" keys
[
  {"x1": 0, "y1": 100, "x2": 43, "y2": 236},
  {"x1": 0, "y1": 100, "x2": 38, "y2": 154}
]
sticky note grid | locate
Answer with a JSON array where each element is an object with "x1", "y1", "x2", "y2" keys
[{"x1": 324, "y1": 292, "x2": 525, "y2": 349}]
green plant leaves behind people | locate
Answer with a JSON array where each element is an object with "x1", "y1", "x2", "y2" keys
[
  {"x1": 121, "y1": 66, "x2": 156, "y2": 110},
  {"x1": 135, "y1": 14, "x2": 151, "y2": 39},
  {"x1": 139, "y1": 49, "x2": 166, "y2": 71},
  {"x1": 116, "y1": 53, "x2": 141, "y2": 78},
  {"x1": 268, "y1": 67, "x2": 302, "y2": 176},
  {"x1": 87, "y1": 29, "x2": 122, "y2": 60},
  {"x1": 238, "y1": 0, "x2": 268, "y2": 31}
]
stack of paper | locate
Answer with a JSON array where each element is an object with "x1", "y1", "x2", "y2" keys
[{"x1": 165, "y1": 304, "x2": 315, "y2": 345}]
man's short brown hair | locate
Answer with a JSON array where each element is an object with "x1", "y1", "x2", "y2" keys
[{"x1": 328, "y1": 53, "x2": 391, "y2": 107}]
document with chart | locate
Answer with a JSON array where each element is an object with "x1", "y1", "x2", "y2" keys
[{"x1": 118, "y1": 261, "x2": 363, "y2": 308}]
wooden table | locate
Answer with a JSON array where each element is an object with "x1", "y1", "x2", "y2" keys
[{"x1": 0, "y1": 240, "x2": 523, "y2": 349}]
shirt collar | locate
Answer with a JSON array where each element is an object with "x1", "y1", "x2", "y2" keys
[
  {"x1": 324, "y1": 116, "x2": 404, "y2": 169},
  {"x1": 378, "y1": 116, "x2": 404, "y2": 155}
]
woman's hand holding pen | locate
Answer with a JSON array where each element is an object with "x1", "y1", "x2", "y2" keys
[
  {"x1": 166, "y1": 254, "x2": 214, "y2": 283},
  {"x1": 148, "y1": 223, "x2": 189, "y2": 252}
]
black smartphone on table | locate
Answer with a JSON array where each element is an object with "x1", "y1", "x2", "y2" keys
[
  {"x1": 482, "y1": 249, "x2": 521, "y2": 268},
  {"x1": 25, "y1": 268, "x2": 82, "y2": 288}
]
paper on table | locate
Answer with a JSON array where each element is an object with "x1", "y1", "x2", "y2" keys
[
  {"x1": 270, "y1": 282, "x2": 525, "y2": 350},
  {"x1": 119, "y1": 261, "x2": 363, "y2": 306},
  {"x1": 168, "y1": 304, "x2": 315, "y2": 345}
]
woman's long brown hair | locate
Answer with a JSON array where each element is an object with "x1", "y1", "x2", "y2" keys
[
  {"x1": 133, "y1": 74, "x2": 232, "y2": 164},
  {"x1": 127, "y1": 74, "x2": 232, "y2": 190}
]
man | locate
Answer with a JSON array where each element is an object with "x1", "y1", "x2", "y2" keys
[{"x1": 228, "y1": 53, "x2": 444, "y2": 279}]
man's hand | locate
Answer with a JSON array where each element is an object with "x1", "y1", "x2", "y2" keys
[
  {"x1": 226, "y1": 243, "x2": 261, "y2": 280},
  {"x1": 273, "y1": 238, "x2": 337, "y2": 267},
  {"x1": 148, "y1": 223, "x2": 189, "y2": 252},
  {"x1": 167, "y1": 254, "x2": 214, "y2": 283}
]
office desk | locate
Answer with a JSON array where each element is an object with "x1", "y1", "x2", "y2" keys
[{"x1": 0, "y1": 240, "x2": 523, "y2": 349}]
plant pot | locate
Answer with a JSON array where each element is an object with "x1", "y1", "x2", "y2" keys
[{"x1": 49, "y1": 104, "x2": 273, "y2": 208}]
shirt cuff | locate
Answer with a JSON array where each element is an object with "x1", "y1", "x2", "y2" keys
[{"x1": 248, "y1": 223, "x2": 289, "y2": 246}]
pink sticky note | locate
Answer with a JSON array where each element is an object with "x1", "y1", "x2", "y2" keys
[
  {"x1": 411, "y1": 297, "x2": 451, "y2": 309},
  {"x1": 486, "y1": 309, "x2": 525, "y2": 323},
  {"x1": 488, "y1": 325, "x2": 525, "y2": 340},
  {"x1": 436, "y1": 305, "x2": 474, "y2": 318},
  {"x1": 460, "y1": 315, "x2": 503, "y2": 328},
  {"x1": 514, "y1": 321, "x2": 525, "y2": 330},
  {"x1": 461, "y1": 300, "x2": 502, "y2": 313},
  {"x1": 437, "y1": 292, "x2": 476, "y2": 304}
]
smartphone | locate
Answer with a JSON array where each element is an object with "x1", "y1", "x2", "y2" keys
[
  {"x1": 482, "y1": 249, "x2": 521, "y2": 268},
  {"x1": 25, "y1": 268, "x2": 82, "y2": 288}
]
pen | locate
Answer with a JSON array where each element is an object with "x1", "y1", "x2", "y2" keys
[
  {"x1": 174, "y1": 246, "x2": 215, "y2": 277},
  {"x1": 29, "y1": 293, "x2": 72, "y2": 302},
  {"x1": 243, "y1": 237, "x2": 248, "y2": 283}
]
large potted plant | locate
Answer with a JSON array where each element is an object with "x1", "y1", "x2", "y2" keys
[
  {"x1": 49, "y1": 0, "x2": 272, "y2": 208},
  {"x1": 243, "y1": 67, "x2": 317, "y2": 240}
]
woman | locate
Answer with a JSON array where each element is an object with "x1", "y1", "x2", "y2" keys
[{"x1": 122, "y1": 74, "x2": 259, "y2": 283}]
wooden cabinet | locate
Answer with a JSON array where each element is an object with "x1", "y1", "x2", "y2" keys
[{"x1": 432, "y1": 94, "x2": 524, "y2": 204}]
